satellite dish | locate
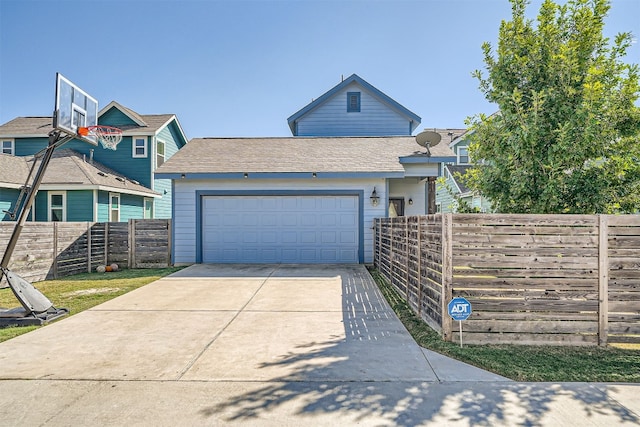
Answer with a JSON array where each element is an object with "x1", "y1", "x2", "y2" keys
[{"x1": 415, "y1": 130, "x2": 442, "y2": 148}]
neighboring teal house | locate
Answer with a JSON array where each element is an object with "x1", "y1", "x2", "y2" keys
[
  {"x1": 0, "y1": 102, "x2": 188, "y2": 221},
  {"x1": 436, "y1": 131, "x2": 492, "y2": 213}
]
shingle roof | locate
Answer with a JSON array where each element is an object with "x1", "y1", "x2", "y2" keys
[
  {"x1": 156, "y1": 135, "x2": 456, "y2": 175},
  {"x1": 446, "y1": 164, "x2": 473, "y2": 193},
  {"x1": 0, "y1": 149, "x2": 159, "y2": 196},
  {"x1": 0, "y1": 117, "x2": 55, "y2": 137},
  {"x1": 0, "y1": 112, "x2": 176, "y2": 136}
]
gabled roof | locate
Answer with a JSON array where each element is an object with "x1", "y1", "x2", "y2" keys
[
  {"x1": 155, "y1": 135, "x2": 456, "y2": 177},
  {"x1": 445, "y1": 164, "x2": 473, "y2": 194},
  {"x1": 0, "y1": 149, "x2": 160, "y2": 197},
  {"x1": 100, "y1": 101, "x2": 148, "y2": 126},
  {"x1": 0, "y1": 104, "x2": 188, "y2": 144},
  {"x1": 287, "y1": 74, "x2": 422, "y2": 135},
  {"x1": 0, "y1": 117, "x2": 55, "y2": 138}
]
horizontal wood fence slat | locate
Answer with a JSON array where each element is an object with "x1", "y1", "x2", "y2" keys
[
  {"x1": 0, "y1": 219, "x2": 171, "y2": 284},
  {"x1": 374, "y1": 214, "x2": 640, "y2": 346}
]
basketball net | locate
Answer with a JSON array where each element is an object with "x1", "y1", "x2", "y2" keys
[{"x1": 78, "y1": 125, "x2": 122, "y2": 150}]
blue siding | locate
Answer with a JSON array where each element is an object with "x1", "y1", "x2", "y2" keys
[
  {"x1": 14, "y1": 137, "x2": 49, "y2": 156},
  {"x1": 99, "y1": 107, "x2": 139, "y2": 127},
  {"x1": 0, "y1": 188, "x2": 20, "y2": 221},
  {"x1": 153, "y1": 123, "x2": 183, "y2": 218},
  {"x1": 67, "y1": 191, "x2": 94, "y2": 221},
  {"x1": 120, "y1": 193, "x2": 145, "y2": 221},
  {"x1": 33, "y1": 192, "x2": 47, "y2": 221},
  {"x1": 97, "y1": 191, "x2": 109, "y2": 222},
  {"x1": 296, "y1": 82, "x2": 412, "y2": 137},
  {"x1": 153, "y1": 180, "x2": 171, "y2": 218}
]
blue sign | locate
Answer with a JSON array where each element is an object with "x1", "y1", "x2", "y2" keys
[{"x1": 448, "y1": 297, "x2": 472, "y2": 321}]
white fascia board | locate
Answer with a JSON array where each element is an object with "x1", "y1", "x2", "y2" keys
[{"x1": 39, "y1": 184, "x2": 161, "y2": 198}]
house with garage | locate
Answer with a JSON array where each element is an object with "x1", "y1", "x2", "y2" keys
[
  {"x1": 0, "y1": 102, "x2": 188, "y2": 221},
  {"x1": 156, "y1": 74, "x2": 459, "y2": 265}
]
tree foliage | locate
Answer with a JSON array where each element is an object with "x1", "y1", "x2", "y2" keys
[{"x1": 466, "y1": 0, "x2": 640, "y2": 213}]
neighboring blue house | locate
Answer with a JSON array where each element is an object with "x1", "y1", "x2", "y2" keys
[
  {"x1": 0, "y1": 102, "x2": 188, "y2": 221},
  {"x1": 436, "y1": 131, "x2": 492, "y2": 213},
  {"x1": 157, "y1": 74, "x2": 458, "y2": 265}
]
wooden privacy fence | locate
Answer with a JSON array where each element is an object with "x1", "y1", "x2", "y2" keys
[
  {"x1": 0, "y1": 219, "x2": 171, "y2": 284},
  {"x1": 374, "y1": 214, "x2": 640, "y2": 346}
]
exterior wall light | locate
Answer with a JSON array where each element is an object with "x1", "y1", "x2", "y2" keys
[
  {"x1": 408, "y1": 198, "x2": 413, "y2": 205},
  {"x1": 370, "y1": 187, "x2": 380, "y2": 207},
  {"x1": 244, "y1": 173, "x2": 249, "y2": 179}
]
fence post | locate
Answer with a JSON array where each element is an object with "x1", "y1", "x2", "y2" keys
[
  {"x1": 417, "y1": 216, "x2": 423, "y2": 317},
  {"x1": 87, "y1": 222, "x2": 92, "y2": 273},
  {"x1": 167, "y1": 219, "x2": 172, "y2": 266},
  {"x1": 105, "y1": 222, "x2": 110, "y2": 265},
  {"x1": 128, "y1": 219, "x2": 136, "y2": 269},
  {"x1": 441, "y1": 213, "x2": 453, "y2": 341},
  {"x1": 598, "y1": 214, "x2": 609, "y2": 346},
  {"x1": 405, "y1": 216, "x2": 409, "y2": 298},
  {"x1": 52, "y1": 222, "x2": 58, "y2": 279}
]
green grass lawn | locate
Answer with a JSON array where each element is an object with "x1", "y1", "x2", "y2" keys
[
  {"x1": 0, "y1": 267, "x2": 184, "y2": 343},
  {"x1": 370, "y1": 269, "x2": 640, "y2": 382}
]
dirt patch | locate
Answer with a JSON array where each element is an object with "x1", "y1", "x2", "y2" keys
[{"x1": 63, "y1": 288, "x2": 121, "y2": 297}]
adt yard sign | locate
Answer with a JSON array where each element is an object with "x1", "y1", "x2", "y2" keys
[
  {"x1": 448, "y1": 297, "x2": 472, "y2": 347},
  {"x1": 448, "y1": 297, "x2": 472, "y2": 321}
]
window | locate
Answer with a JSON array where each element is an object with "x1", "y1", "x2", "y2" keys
[
  {"x1": 156, "y1": 139, "x2": 165, "y2": 167},
  {"x1": 133, "y1": 136, "x2": 147, "y2": 158},
  {"x1": 144, "y1": 198, "x2": 153, "y2": 219},
  {"x1": 1, "y1": 139, "x2": 14, "y2": 155},
  {"x1": 110, "y1": 193, "x2": 120, "y2": 222},
  {"x1": 347, "y1": 92, "x2": 361, "y2": 112},
  {"x1": 458, "y1": 147, "x2": 469, "y2": 164},
  {"x1": 48, "y1": 192, "x2": 66, "y2": 222}
]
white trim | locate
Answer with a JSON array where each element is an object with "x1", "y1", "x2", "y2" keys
[
  {"x1": 48, "y1": 191, "x2": 67, "y2": 222},
  {"x1": 38, "y1": 184, "x2": 161, "y2": 198},
  {"x1": 109, "y1": 192, "x2": 120, "y2": 222},
  {"x1": 132, "y1": 136, "x2": 148, "y2": 158},
  {"x1": 1, "y1": 138, "x2": 15, "y2": 155}
]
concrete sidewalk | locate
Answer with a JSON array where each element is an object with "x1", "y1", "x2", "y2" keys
[{"x1": 0, "y1": 264, "x2": 638, "y2": 426}]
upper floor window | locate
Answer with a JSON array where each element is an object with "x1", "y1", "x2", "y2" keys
[
  {"x1": 458, "y1": 147, "x2": 469, "y2": 164},
  {"x1": 2, "y1": 139, "x2": 14, "y2": 155},
  {"x1": 49, "y1": 192, "x2": 66, "y2": 222},
  {"x1": 347, "y1": 92, "x2": 361, "y2": 112},
  {"x1": 133, "y1": 136, "x2": 147, "y2": 158},
  {"x1": 156, "y1": 139, "x2": 165, "y2": 168}
]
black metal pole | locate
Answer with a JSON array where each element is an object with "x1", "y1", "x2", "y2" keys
[{"x1": 0, "y1": 132, "x2": 71, "y2": 272}]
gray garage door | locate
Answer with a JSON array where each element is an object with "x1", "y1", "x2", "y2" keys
[{"x1": 202, "y1": 195, "x2": 359, "y2": 263}]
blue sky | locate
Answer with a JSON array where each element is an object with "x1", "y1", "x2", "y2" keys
[{"x1": 1, "y1": 0, "x2": 638, "y2": 139}]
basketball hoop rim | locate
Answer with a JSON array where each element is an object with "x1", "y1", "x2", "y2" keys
[
  {"x1": 77, "y1": 125, "x2": 123, "y2": 150},
  {"x1": 77, "y1": 125, "x2": 122, "y2": 137}
]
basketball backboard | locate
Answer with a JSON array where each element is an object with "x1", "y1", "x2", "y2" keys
[{"x1": 53, "y1": 73, "x2": 98, "y2": 145}]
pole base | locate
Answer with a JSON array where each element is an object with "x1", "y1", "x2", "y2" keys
[{"x1": 0, "y1": 307, "x2": 69, "y2": 328}]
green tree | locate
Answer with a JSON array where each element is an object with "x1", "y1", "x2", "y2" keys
[{"x1": 466, "y1": 0, "x2": 640, "y2": 213}]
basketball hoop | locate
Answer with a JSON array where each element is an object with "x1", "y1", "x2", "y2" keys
[{"x1": 78, "y1": 125, "x2": 122, "y2": 150}]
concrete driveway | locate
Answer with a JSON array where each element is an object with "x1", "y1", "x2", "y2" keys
[{"x1": 0, "y1": 264, "x2": 638, "y2": 426}]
